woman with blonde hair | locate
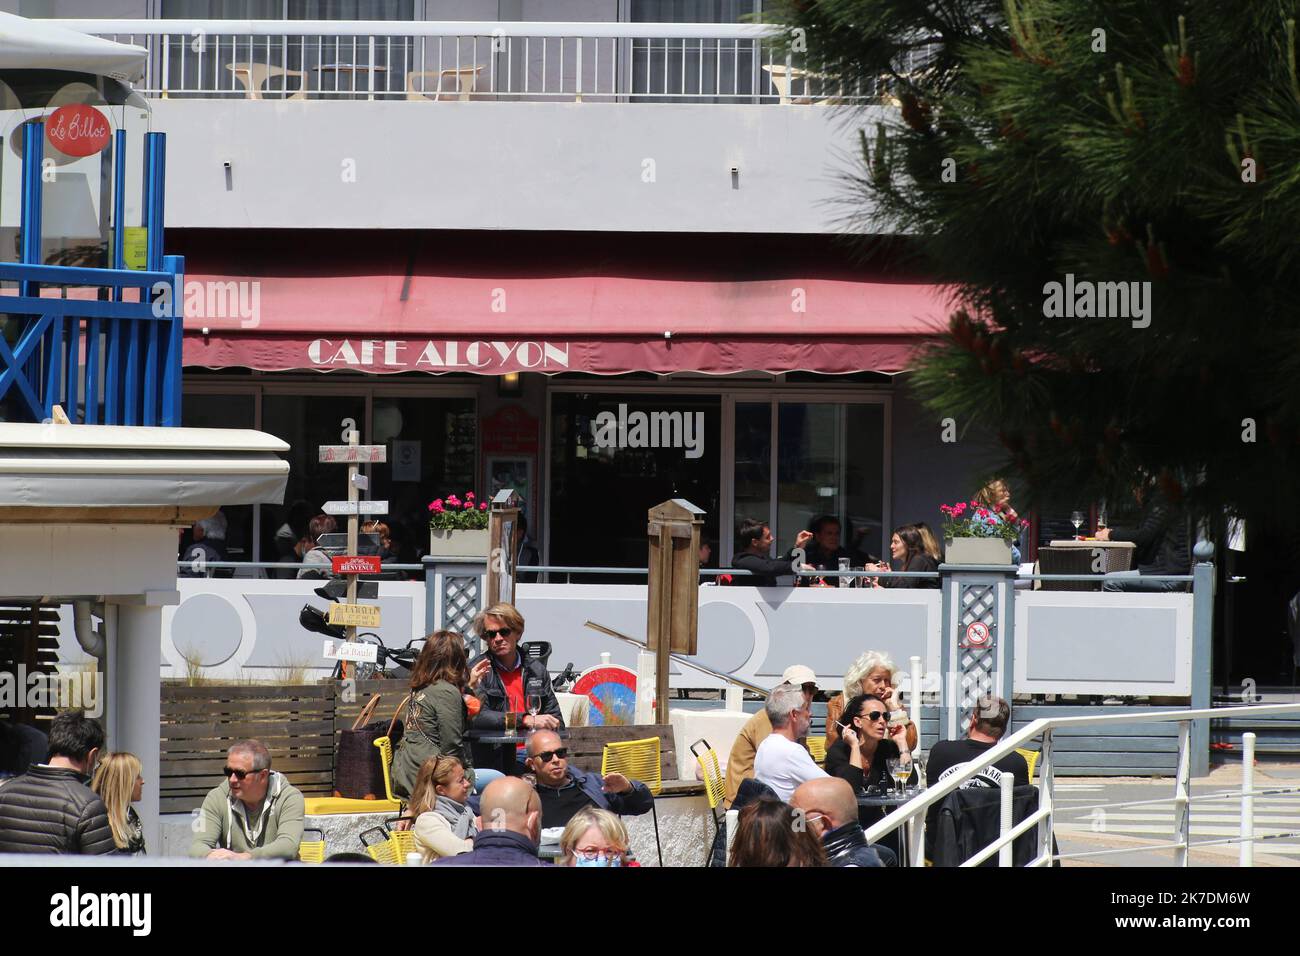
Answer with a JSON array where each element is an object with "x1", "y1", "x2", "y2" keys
[
  {"x1": 408, "y1": 754, "x2": 477, "y2": 862},
  {"x1": 90, "y1": 752, "x2": 146, "y2": 854},
  {"x1": 824, "y1": 650, "x2": 919, "y2": 751},
  {"x1": 558, "y1": 806, "x2": 639, "y2": 867}
]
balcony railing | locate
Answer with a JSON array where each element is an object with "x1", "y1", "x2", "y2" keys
[{"x1": 46, "y1": 19, "x2": 882, "y2": 104}]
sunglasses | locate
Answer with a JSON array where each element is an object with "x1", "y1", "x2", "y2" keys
[
  {"x1": 861, "y1": 711, "x2": 887, "y2": 722},
  {"x1": 532, "y1": 748, "x2": 568, "y2": 763},
  {"x1": 482, "y1": 627, "x2": 514, "y2": 639},
  {"x1": 223, "y1": 766, "x2": 264, "y2": 780}
]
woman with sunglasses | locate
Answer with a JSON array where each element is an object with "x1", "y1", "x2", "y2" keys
[
  {"x1": 408, "y1": 754, "x2": 478, "y2": 862},
  {"x1": 824, "y1": 693, "x2": 913, "y2": 795},
  {"x1": 391, "y1": 630, "x2": 484, "y2": 801}
]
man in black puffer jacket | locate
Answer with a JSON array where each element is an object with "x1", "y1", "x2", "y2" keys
[
  {"x1": 791, "y1": 777, "x2": 888, "y2": 867},
  {"x1": 0, "y1": 711, "x2": 117, "y2": 855}
]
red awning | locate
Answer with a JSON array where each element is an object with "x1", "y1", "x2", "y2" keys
[{"x1": 175, "y1": 232, "x2": 954, "y2": 376}]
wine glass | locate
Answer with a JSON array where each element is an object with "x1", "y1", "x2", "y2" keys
[
  {"x1": 912, "y1": 752, "x2": 928, "y2": 792},
  {"x1": 1070, "y1": 510, "x2": 1085, "y2": 539},
  {"x1": 893, "y1": 755, "x2": 914, "y2": 796},
  {"x1": 527, "y1": 693, "x2": 542, "y2": 726},
  {"x1": 885, "y1": 757, "x2": 900, "y2": 796}
]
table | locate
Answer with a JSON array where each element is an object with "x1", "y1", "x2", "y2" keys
[
  {"x1": 1038, "y1": 540, "x2": 1135, "y2": 591},
  {"x1": 467, "y1": 729, "x2": 569, "y2": 746},
  {"x1": 313, "y1": 63, "x2": 389, "y2": 101},
  {"x1": 538, "y1": 843, "x2": 564, "y2": 862},
  {"x1": 857, "y1": 787, "x2": 923, "y2": 866}
]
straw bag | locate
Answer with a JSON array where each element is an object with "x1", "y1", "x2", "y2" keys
[{"x1": 334, "y1": 693, "x2": 407, "y2": 799}]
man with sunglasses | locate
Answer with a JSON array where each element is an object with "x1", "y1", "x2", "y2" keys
[
  {"x1": 190, "y1": 739, "x2": 304, "y2": 860},
  {"x1": 468, "y1": 603, "x2": 565, "y2": 779},
  {"x1": 525, "y1": 730, "x2": 653, "y2": 830}
]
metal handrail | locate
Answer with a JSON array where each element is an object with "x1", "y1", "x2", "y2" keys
[
  {"x1": 582, "y1": 620, "x2": 769, "y2": 696},
  {"x1": 866, "y1": 702, "x2": 1300, "y2": 867},
  {"x1": 49, "y1": 19, "x2": 784, "y2": 39}
]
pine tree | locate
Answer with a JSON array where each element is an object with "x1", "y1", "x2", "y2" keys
[{"x1": 773, "y1": 0, "x2": 1300, "y2": 527}]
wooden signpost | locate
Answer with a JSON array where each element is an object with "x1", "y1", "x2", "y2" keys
[
  {"x1": 317, "y1": 422, "x2": 387, "y2": 677},
  {"x1": 646, "y1": 499, "x2": 703, "y2": 723}
]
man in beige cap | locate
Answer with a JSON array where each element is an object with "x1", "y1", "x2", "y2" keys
[{"x1": 723, "y1": 663, "x2": 818, "y2": 808}]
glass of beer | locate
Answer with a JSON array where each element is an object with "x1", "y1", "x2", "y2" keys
[{"x1": 504, "y1": 710, "x2": 517, "y2": 735}]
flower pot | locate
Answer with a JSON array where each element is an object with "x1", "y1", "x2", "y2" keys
[
  {"x1": 944, "y1": 537, "x2": 1013, "y2": 565},
  {"x1": 428, "y1": 528, "x2": 489, "y2": 559}
]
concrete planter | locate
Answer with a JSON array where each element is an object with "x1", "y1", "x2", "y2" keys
[
  {"x1": 945, "y1": 537, "x2": 1013, "y2": 565},
  {"x1": 428, "y1": 527, "x2": 489, "y2": 559}
]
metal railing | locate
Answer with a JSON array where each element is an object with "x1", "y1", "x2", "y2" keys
[
  {"x1": 46, "y1": 19, "x2": 880, "y2": 104},
  {"x1": 865, "y1": 702, "x2": 1300, "y2": 867}
]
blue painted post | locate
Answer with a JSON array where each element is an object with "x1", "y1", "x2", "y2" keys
[
  {"x1": 20, "y1": 121, "x2": 44, "y2": 413},
  {"x1": 104, "y1": 318, "x2": 120, "y2": 425},
  {"x1": 143, "y1": 132, "x2": 167, "y2": 425},
  {"x1": 162, "y1": 255, "x2": 184, "y2": 425},
  {"x1": 84, "y1": 318, "x2": 100, "y2": 423},
  {"x1": 1191, "y1": 541, "x2": 1215, "y2": 776},
  {"x1": 65, "y1": 316, "x2": 79, "y2": 421},
  {"x1": 112, "y1": 129, "x2": 126, "y2": 272}
]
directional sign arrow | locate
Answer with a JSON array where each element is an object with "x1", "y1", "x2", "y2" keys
[{"x1": 323, "y1": 500, "x2": 389, "y2": 516}]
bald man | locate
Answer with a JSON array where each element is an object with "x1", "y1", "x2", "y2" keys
[
  {"x1": 525, "y1": 730, "x2": 654, "y2": 830},
  {"x1": 790, "y1": 777, "x2": 887, "y2": 867},
  {"x1": 432, "y1": 777, "x2": 545, "y2": 867}
]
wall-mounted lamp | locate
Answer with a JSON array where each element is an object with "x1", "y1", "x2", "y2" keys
[{"x1": 498, "y1": 371, "x2": 522, "y2": 397}]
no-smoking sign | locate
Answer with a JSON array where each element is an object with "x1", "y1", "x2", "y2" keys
[{"x1": 962, "y1": 620, "x2": 994, "y2": 648}]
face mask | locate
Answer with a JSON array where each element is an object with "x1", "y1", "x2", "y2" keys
[{"x1": 573, "y1": 854, "x2": 622, "y2": 868}]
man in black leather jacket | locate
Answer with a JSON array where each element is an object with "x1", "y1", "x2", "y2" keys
[
  {"x1": 1098, "y1": 482, "x2": 1192, "y2": 592},
  {"x1": 731, "y1": 518, "x2": 814, "y2": 586},
  {"x1": 791, "y1": 777, "x2": 888, "y2": 867},
  {"x1": 0, "y1": 711, "x2": 116, "y2": 855},
  {"x1": 468, "y1": 602, "x2": 565, "y2": 777}
]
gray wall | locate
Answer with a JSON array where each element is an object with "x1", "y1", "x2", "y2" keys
[
  {"x1": 890, "y1": 372, "x2": 1001, "y2": 535},
  {"x1": 149, "y1": 99, "x2": 874, "y2": 232}
]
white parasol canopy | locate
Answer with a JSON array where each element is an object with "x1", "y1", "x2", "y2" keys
[{"x1": 0, "y1": 12, "x2": 147, "y2": 82}]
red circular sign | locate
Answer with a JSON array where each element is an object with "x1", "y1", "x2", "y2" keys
[
  {"x1": 965, "y1": 621, "x2": 991, "y2": 646},
  {"x1": 46, "y1": 105, "x2": 111, "y2": 157}
]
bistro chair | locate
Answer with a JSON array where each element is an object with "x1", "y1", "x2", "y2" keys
[
  {"x1": 359, "y1": 820, "x2": 417, "y2": 865},
  {"x1": 1016, "y1": 748, "x2": 1041, "y2": 781},
  {"x1": 302, "y1": 735, "x2": 402, "y2": 815},
  {"x1": 226, "y1": 62, "x2": 308, "y2": 100},
  {"x1": 806, "y1": 735, "x2": 828, "y2": 767},
  {"x1": 690, "y1": 738, "x2": 726, "y2": 866},
  {"x1": 298, "y1": 827, "x2": 326, "y2": 864},
  {"x1": 602, "y1": 737, "x2": 663, "y2": 867},
  {"x1": 404, "y1": 66, "x2": 483, "y2": 101}
]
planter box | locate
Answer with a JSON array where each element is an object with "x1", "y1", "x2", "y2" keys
[
  {"x1": 945, "y1": 537, "x2": 1013, "y2": 565},
  {"x1": 428, "y1": 527, "x2": 489, "y2": 559}
]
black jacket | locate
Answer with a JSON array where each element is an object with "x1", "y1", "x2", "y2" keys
[
  {"x1": 431, "y1": 829, "x2": 547, "y2": 867},
  {"x1": 927, "y1": 785, "x2": 1041, "y2": 867},
  {"x1": 821, "y1": 821, "x2": 885, "y2": 867},
  {"x1": 732, "y1": 549, "x2": 801, "y2": 587},
  {"x1": 1108, "y1": 492, "x2": 1191, "y2": 575},
  {"x1": 877, "y1": 553, "x2": 940, "y2": 588},
  {"x1": 469, "y1": 651, "x2": 565, "y2": 774},
  {"x1": 0, "y1": 765, "x2": 118, "y2": 855}
]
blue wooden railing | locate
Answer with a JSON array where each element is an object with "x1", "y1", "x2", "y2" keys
[{"x1": 0, "y1": 121, "x2": 181, "y2": 426}]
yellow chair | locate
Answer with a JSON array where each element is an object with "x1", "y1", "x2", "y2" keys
[
  {"x1": 298, "y1": 827, "x2": 325, "y2": 864},
  {"x1": 303, "y1": 735, "x2": 403, "y2": 815},
  {"x1": 806, "y1": 735, "x2": 828, "y2": 767},
  {"x1": 1016, "y1": 748, "x2": 1040, "y2": 780},
  {"x1": 690, "y1": 739, "x2": 725, "y2": 822},
  {"x1": 360, "y1": 821, "x2": 417, "y2": 865},
  {"x1": 602, "y1": 737, "x2": 663, "y2": 867}
]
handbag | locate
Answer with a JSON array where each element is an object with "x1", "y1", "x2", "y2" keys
[{"x1": 334, "y1": 693, "x2": 407, "y2": 800}]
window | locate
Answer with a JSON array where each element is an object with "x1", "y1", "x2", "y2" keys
[{"x1": 181, "y1": 393, "x2": 257, "y2": 562}]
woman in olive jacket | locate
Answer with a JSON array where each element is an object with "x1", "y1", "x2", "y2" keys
[{"x1": 391, "y1": 630, "x2": 488, "y2": 800}]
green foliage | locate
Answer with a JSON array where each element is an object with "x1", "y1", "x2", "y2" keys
[{"x1": 775, "y1": 0, "x2": 1300, "y2": 525}]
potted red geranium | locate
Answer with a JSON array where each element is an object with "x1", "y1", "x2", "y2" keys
[
  {"x1": 427, "y1": 491, "x2": 490, "y2": 558},
  {"x1": 938, "y1": 500, "x2": 1027, "y2": 565}
]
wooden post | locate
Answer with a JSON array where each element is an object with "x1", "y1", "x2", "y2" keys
[
  {"x1": 646, "y1": 499, "x2": 704, "y2": 723},
  {"x1": 487, "y1": 488, "x2": 521, "y2": 607}
]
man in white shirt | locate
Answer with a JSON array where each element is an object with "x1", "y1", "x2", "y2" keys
[{"x1": 754, "y1": 682, "x2": 828, "y2": 801}]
